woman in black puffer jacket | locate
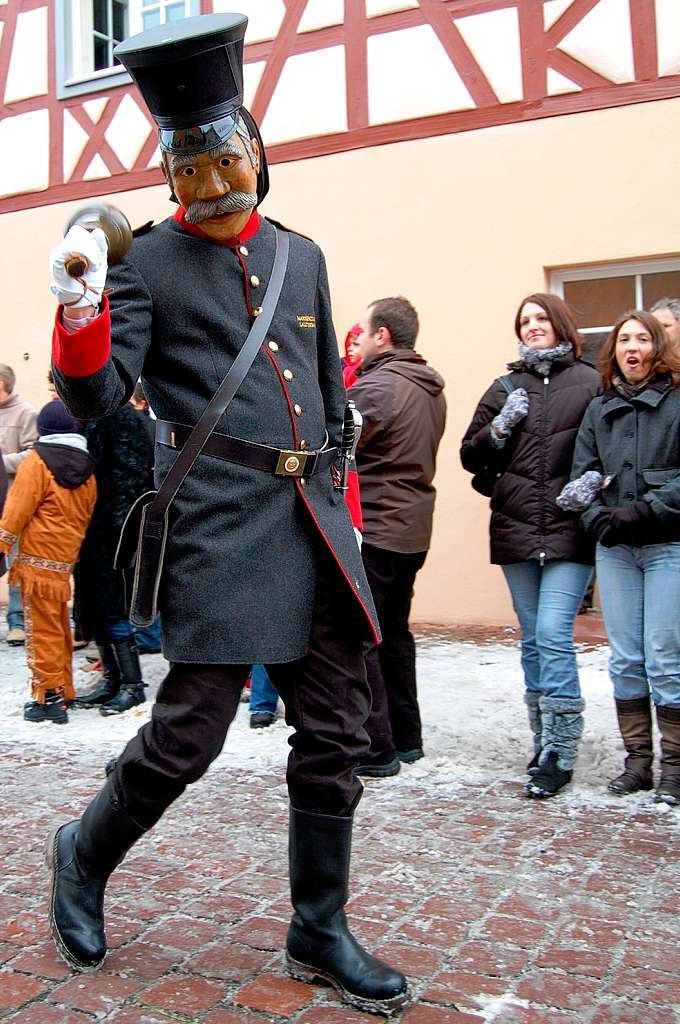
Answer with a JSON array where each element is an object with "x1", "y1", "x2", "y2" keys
[{"x1": 461, "y1": 293, "x2": 600, "y2": 798}]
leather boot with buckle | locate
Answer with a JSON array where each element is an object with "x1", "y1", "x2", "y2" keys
[
  {"x1": 100, "y1": 637, "x2": 146, "y2": 715},
  {"x1": 73, "y1": 641, "x2": 120, "y2": 709}
]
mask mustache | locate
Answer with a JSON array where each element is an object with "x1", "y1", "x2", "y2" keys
[{"x1": 185, "y1": 191, "x2": 258, "y2": 224}]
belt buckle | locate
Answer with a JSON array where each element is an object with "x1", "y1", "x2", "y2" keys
[{"x1": 275, "y1": 450, "x2": 308, "y2": 477}]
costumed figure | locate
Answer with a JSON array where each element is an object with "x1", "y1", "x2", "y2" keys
[{"x1": 46, "y1": 12, "x2": 410, "y2": 1016}]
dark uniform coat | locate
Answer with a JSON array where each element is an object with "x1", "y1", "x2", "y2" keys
[{"x1": 53, "y1": 213, "x2": 378, "y2": 663}]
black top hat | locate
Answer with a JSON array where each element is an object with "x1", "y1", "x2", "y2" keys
[{"x1": 114, "y1": 13, "x2": 247, "y2": 132}]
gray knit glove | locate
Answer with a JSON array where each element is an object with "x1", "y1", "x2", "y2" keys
[
  {"x1": 556, "y1": 471, "x2": 604, "y2": 512},
  {"x1": 491, "y1": 388, "x2": 529, "y2": 437}
]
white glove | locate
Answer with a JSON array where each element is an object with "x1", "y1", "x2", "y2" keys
[
  {"x1": 50, "y1": 225, "x2": 108, "y2": 309},
  {"x1": 354, "y1": 527, "x2": 363, "y2": 550},
  {"x1": 491, "y1": 388, "x2": 529, "y2": 437}
]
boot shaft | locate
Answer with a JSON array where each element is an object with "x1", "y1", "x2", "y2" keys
[
  {"x1": 77, "y1": 778, "x2": 146, "y2": 876},
  {"x1": 614, "y1": 697, "x2": 653, "y2": 762},
  {"x1": 656, "y1": 705, "x2": 680, "y2": 764}
]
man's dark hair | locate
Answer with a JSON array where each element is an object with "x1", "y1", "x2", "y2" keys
[{"x1": 367, "y1": 297, "x2": 419, "y2": 350}]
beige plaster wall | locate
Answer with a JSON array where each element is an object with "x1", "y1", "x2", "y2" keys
[{"x1": 2, "y1": 96, "x2": 680, "y2": 625}]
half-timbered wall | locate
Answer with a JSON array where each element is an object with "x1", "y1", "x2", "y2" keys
[
  {"x1": 1, "y1": 0, "x2": 679, "y2": 211},
  {"x1": 1, "y1": 2, "x2": 679, "y2": 625}
]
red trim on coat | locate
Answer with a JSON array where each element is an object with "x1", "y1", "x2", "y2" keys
[
  {"x1": 52, "y1": 296, "x2": 111, "y2": 377},
  {"x1": 345, "y1": 470, "x2": 363, "y2": 530},
  {"x1": 173, "y1": 207, "x2": 260, "y2": 246},
  {"x1": 295, "y1": 480, "x2": 379, "y2": 644}
]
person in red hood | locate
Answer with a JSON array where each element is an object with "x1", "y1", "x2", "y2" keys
[{"x1": 342, "y1": 324, "x2": 362, "y2": 389}]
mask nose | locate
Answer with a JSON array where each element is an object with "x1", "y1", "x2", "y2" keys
[{"x1": 197, "y1": 166, "x2": 230, "y2": 201}]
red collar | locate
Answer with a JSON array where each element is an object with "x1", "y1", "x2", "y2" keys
[{"x1": 173, "y1": 207, "x2": 260, "y2": 246}]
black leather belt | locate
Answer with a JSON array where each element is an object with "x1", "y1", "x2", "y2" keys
[{"x1": 156, "y1": 420, "x2": 338, "y2": 478}]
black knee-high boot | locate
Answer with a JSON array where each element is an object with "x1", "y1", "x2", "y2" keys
[
  {"x1": 72, "y1": 641, "x2": 120, "y2": 708},
  {"x1": 286, "y1": 806, "x2": 411, "y2": 1017},
  {"x1": 100, "y1": 637, "x2": 146, "y2": 715},
  {"x1": 46, "y1": 778, "x2": 145, "y2": 971}
]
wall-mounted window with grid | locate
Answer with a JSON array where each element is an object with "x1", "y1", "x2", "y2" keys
[
  {"x1": 551, "y1": 259, "x2": 680, "y2": 366},
  {"x1": 57, "y1": 0, "x2": 199, "y2": 99}
]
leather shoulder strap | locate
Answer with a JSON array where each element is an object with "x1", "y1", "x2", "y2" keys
[{"x1": 148, "y1": 226, "x2": 290, "y2": 525}]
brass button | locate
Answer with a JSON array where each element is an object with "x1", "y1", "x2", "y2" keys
[
  {"x1": 268, "y1": 341, "x2": 279, "y2": 352},
  {"x1": 299, "y1": 439, "x2": 307, "y2": 449},
  {"x1": 250, "y1": 274, "x2": 260, "y2": 287},
  {"x1": 253, "y1": 306, "x2": 263, "y2": 317},
  {"x1": 283, "y1": 369, "x2": 293, "y2": 381},
  {"x1": 294, "y1": 404, "x2": 302, "y2": 416},
  {"x1": 284, "y1": 455, "x2": 300, "y2": 474},
  {"x1": 239, "y1": 245, "x2": 249, "y2": 256}
]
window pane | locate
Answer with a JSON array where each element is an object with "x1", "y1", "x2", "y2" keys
[
  {"x1": 94, "y1": 35, "x2": 110, "y2": 70},
  {"x1": 564, "y1": 276, "x2": 636, "y2": 329},
  {"x1": 93, "y1": 0, "x2": 109, "y2": 34},
  {"x1": 143, "y1": 8, "x2": 161, "y2": 28},
  {"x1": 166, "y1": 2, "x2": 185, "y2": 21},
  {"x1": 112, "y1": 0, "x2": 127, "y2": 42},
  {"x1": 642, "y1": 271, "x2": 680, "y2": 310}
]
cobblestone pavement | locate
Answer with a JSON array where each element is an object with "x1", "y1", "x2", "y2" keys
[
  {"x1": 1, "y1": 621, "x2": 678, "y2": 1023},
  {"x1": 1, "y1": 743, "x2": 678, "y2": 1024}
]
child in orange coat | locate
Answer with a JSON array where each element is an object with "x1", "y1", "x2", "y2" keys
[{"x1": 0, "y1": 401, "x2": 97, "y2": 723}]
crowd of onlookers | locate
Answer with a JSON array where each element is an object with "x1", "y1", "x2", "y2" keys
[{"x1": 1, "y1": 292, "x2": 678, "y2": 808}]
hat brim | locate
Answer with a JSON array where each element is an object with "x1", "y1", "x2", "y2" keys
[{"x1": 159, "y1": 111, "x2": 239, "y2": 156}]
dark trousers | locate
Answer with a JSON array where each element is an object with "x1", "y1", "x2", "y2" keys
[
  {"x1": 109, "y1": 549, "x2": 372, "y2": 828},
  {"x1": 362, "y1": 543, "x2": 427, "y2": 753}
]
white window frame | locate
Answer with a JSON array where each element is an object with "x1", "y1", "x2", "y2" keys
[
  {"x1": 56, "y1": 0, "x2": 198, "y2": 100},
  {"x1": 551, "y1": 256, "x2": 680, "y2": 336}
]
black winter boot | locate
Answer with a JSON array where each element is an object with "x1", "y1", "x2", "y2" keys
[
  {"x1": 100, "y1": 638, "x2": 146, "y2": 716},
  {"x1": 286, "y1": 806, "x2": 410, "y2": 1017},
  {"x1": 526, "y1": 696, "x2": 584, "y2": 799},
  {"x1": 72, "y1": 642, "x2": 120, "y2": 709},
  {"x1": 607, "y1": 697, "x2": 654, "y2": 795},
  {"x1": 46, "y1": 778, "x2": 145, "y2": 971},
  {"x1": 524, "y1": 691, "x2": 542, "y2": 774}
]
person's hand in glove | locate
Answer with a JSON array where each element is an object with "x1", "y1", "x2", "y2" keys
[
  {"x1": 556, "y1": 470, "x2": 604, "y2": 512},
  {"x1": 49, "y1": 225, "x2": 108, "y2": 310},
  {"x1": 491, "y1": 388, "x2": 529, "y2": 438},
  {"x1": 591, "y1": 501, "x2": 652, "y2": 547}
]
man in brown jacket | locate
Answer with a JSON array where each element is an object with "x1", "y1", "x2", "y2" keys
[{"x1": 350, "y1": 297, "x2": 446, "y2": 777}]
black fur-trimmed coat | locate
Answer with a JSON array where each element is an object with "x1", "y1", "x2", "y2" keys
[
  {"x1": 74, "y1": 405, "x2": 153, "y2": 637},
  {"x1": 55, "y1": 214, "x2": 378, "y2": 663}
]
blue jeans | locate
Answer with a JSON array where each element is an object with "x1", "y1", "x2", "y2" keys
[
  {"x1": 135, "y1": 615, "x2": 162, "y2": 653},
  {"x1": 596, "y1": 542, "x2": 680, "y2": 707},
  {"x1": 502, "y1": 560, "x2": 593, "y2": 699},
  {"x1": 250, "y1": 664, "x2": 279, "y2": 714},
  {"x1": 100, "y1": 618, "x2": 135, "y2": 643}
]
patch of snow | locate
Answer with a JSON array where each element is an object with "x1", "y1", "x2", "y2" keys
[{"x1": 0, "y1": 631, "x2": 676, "y2": 822}]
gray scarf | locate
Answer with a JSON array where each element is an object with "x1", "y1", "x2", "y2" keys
[{"x1": 517, "y1": 342, "x2": 573, "y2": 376}]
